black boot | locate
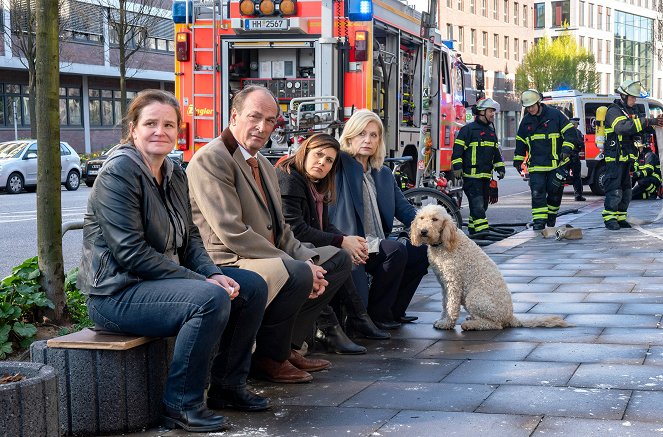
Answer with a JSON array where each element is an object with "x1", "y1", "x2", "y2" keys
[
  {"x1": 316, "y1": 325, "x2": 367, "y2": 355},
  {"x1": 346, "y1": 313, "x2": 391, "y2": 339}
]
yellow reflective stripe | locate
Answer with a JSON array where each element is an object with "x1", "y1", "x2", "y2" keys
[
  {"x1": 548, "y1": 205, "x2": 560, "y2": 213},
  {"x1": 516, "y1": 135, "x2": 528, "y2": 144},
  {"x1": 562, "y1": 141, "x2": 574, "y2": 150},
  {"x1": 513, "y1": 155, "x2": 526, "y2": 161},
  {"x1": 619, "y1": 155, "x2": 629, "y2": 162},
  {"x1": 468, "y1": 141, "x2": 479, "y2": 147},
  {"x1": 493, "y1": 162, "x2": 505, "y2": 168},
  {"x1": 481, "y1": 141, "x2": 496, "y2": 147},
  {"x1": 605, "y1": 157, "x2": 616, "y2": 162},
  {"x1": 602, "y1": 210, "x2": 618, "y2": 221},
  {"x1": 634, "y1": 117, "x2": 643, "y2": 132},
  {"x1": 463, "y1": 173, "x2": 493, "y2": 178},
  {"x1": 454, "y1": 139, "x2": 465, "y2": 147},
  {"x1": 548, "y1": 133, "x2": 560, "y2": 139},
  {"x1": 605, "y1": 128, "x2": 614, "y2": 134},
  {"x1": 528, "y1": 165, "x2": 557, "y2": 172},
  {"x1": 530, "y1": 134, "x2": 546, "y2": 140},
  {"x1": 451, "y1": 158, "x2": 463, "y2": 165},
  {"x1": 611, "y1": 115, "x2": 627, "y2": 129},
  {"x1": 560, "y1": 122, "x2": 574, "y2": 133}
]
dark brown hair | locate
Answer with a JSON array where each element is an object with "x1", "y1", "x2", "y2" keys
[
  {"x1": 277, "y1": 133, "x2": 340, "y2": 203},
  {"x1": 121, "y1": 89, "x2": 181, "y2": 144}
]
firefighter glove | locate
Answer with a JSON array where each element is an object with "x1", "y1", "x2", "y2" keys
[
  {"x1": 513, "y1": 160, "x2": 523, "y2": 175},
  {"x1": 453, "y1": 169, "x2": 463, "y2": 179},
  {"x1": 496, "y1": 168, "x2": 505, "y2": 180},
  {"x1": 560, "y1": 151, "x2": 570, "y2": 162},
  {"x1": 551, "y1": 167, "x2": 569, "y2": 189},
  {"x1": 633, "y1": 171, "x2": 642, "y2": 180}
]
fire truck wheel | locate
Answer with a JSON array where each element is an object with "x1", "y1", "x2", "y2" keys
[
  {"x1": 403, "y1": 187, "x2": 462, "y2": 229},
  {"x1": 589, "y1": 165, "x2": 606, "y2": 196}
]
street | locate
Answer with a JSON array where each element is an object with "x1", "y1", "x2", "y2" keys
[{"x1": 0, "y1": 166, "x2": 596, "y2": 279}]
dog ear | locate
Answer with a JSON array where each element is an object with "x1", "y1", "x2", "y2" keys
[
  {"x1": 442, "y1": 217, "x2": 458, "y2": 251},
  {"x1": 410, "y1": 216, "x2": 422, "y2": 246}
]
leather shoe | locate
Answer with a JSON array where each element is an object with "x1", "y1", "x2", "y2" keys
[
  {"x1": 346, "y1": 313, "x2": 390, "y2": 339},
  {"x1": 316, "y1": 326, "x2": 366, "y2": 355},
  {"x1": 373, "y1": 320, "x2": 401, "y2": 330},
  {"x1": 288, "y1": 349, "x2": 331, "y2": 372},
  {"x1": 398, "y1": 315, "x2": 419, "y2": 323},
  {"x1": 162, "y1": 405, "x2": 229, "y2": 433},
  {"x1": 207, "y1": 386, "x2": 270, "y2": 412},
  {"x1": 575, "y1": 195, "x2": 586, "y2": 201},
  {"x1": 251, "y1": 355, "x2": 313, "y2": 383},
  {"x1": 619, "y1": 221, "x2": 632, "y2": 228}
]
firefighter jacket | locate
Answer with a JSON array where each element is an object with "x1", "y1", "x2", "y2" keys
[
  {"x1": 570, "y1": 127, "x2": 584, "y2": 161},
  {"x1": 514, "y1": 103, "x2": 575, "y2": 173},
  {"x1": 604, "y1": 100, "x2": 648, "y2": 165},
  {"x1": 634, "y1": 151, "x2": 662, "y2": 183},
  {"x1": 452, "y1": 119, "x2": 505, "y2": 179}
]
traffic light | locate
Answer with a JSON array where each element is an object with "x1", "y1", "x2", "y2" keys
[{"x1": 347, "y1": 0, "x2": 372, "y2": 21}]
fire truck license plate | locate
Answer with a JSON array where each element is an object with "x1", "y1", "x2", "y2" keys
[{"x1": 243, "y1": 19, "x2": 289, "y2": 31}]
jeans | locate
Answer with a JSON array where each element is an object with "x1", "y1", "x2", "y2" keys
[{"x1": 87, "y1": 268, "x2": 267, "y2": 412}]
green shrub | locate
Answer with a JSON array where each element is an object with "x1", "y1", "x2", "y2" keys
[
  {"x1": 0, "y1": 257, "x2": 54, "y2": 359},
  {"x1": 64, "y1": 267, "x2": 93, "y2": 329}
]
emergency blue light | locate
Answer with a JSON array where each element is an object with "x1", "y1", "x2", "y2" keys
[{"x1": 347, "y1": 0, "x2": 373, "y2": 21}]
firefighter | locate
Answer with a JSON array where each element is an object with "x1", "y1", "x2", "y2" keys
[
  {"x1": 452, "y1": 98, "x2": 505, "y2": 235},
  {"x1": 513, "y1": 89, "x2": 576, "y2": 231},
  {"x1": 632, "y1": 140, "x2": 662, "y2": 200},
  {"x1": 568, "y1": 117, "x2": 586, "y2": 201},
  {"x1": 602, "y1": 80, "x2": 663, "y2": 229}
]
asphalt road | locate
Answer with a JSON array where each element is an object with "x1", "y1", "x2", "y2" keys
[{"x1": 0, "y1": 165, "x2": 597, "y2": 279}]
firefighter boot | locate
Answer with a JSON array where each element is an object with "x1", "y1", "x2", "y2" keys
[
  {"x1": 605, "y1": 221, "x2": 620, "y2": 230},
  {"x1": 532, "y1": 221, "x2": 545, "y2": 231},
  {"x1": 546, "y1": 215, "x2": 557, "y2": 228}
]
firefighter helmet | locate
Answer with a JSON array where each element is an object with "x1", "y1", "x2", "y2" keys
[
  {"x1": 616, "y1": 80, "x2": 645, "y2": 98},
  {"x1": 475, "y1": 98, "x2": 500, "y2": 112},
  {"x1": 521, "y1": 89, "x2": 543, "y2": 108}
]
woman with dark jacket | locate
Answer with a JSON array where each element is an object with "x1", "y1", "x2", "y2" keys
[
  {"x1": 77, "y1": 90, "x2": 269, "y2": 433},
  {"x1": 328, "y1": 109, "x2": 429, "y2": 329},
  {"x1": 276, "y1": 133, "x2": 390, "y2": 354}
]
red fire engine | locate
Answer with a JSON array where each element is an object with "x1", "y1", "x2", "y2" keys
[{"x1": 172, "y1": 0, "x2": 469, "y2": 184}]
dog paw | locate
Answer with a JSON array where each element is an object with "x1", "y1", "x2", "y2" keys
[{"x1": 434, "y1": 318, "x2": 455, "y2": 330}]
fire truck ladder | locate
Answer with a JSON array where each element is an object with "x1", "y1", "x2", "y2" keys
[{"x1": 190, "y1": 0, "x2": 221, "y2": 152}]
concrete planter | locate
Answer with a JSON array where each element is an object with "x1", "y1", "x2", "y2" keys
[{"x1": 0, "y1": 361, "x2": 60, "y2": 437}]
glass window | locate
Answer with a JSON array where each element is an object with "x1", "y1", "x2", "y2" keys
[
  {"x1": 504, "y1": 36, "x2": 509, "y2": 59},
  {"x1": 588, "y1": 3, "x2": 594, "y2": 28},
  {"x1": 579, "y1": 36, "x2": 584, "y2": 47},
  {"x1": 457, "y1": 0, "x2": 463, "y2": 11},
  {"x1": 447, "y1": 0, "x2": 452, "y2": 7},
  {"x1": 447, "y1": 23, "x2": 453, "y2": 40},
  {"x1": 482, "y1": 32, "x2": 488, "y2": 55},
  {"x1": 102, "y1": 101, "x2": 113, "y2": 125},
  {"x1": 579, "y1": 1, "x2": 585, "y2": 27},
  {"x1": 458, "y1": 26, "x2": 464, "y2": 51},
  {"x1": 481, "y1": 0, "x2": 486, "y2": 16},
  {"x1": 597, "y1": 6, "x2": 602, "y2": 30},
  {"x1": 597, "y1": 38, "x2": 603, "y2": 63},
  {"x1": 523, "y1": 5, "x2": 528, "y2": 26},
  {"x1": 0, "y1": 84, "x2": 30, "y2": 127},
  {"x1": 606, "y1": 8, "x2": 611, "y2": 31},
  {"x1": 551, "y1": 1, "x2": 569, "y2": 28},
  {"x1": 470, "y1": 29, "x2": 476, "y2": 53},
  {"x1": 89, "y1": 99, "x2": 100, "y2": 125},
  {"x1": 513, "y1": 2, "x2": 519, "y2": 25},
  {"x1": 614, "y1": 11, "x2": 654, "y2": 92},
  {"x1": 514, "y1": 38, "x2": 519, "y2": 61},
  {"x1": 503, "y1": 0, "x2": 508, "y2": 22},
  {"x1": 493, "y1": 0, "x2": 498, "y2": 19},
  {"x1": 494, "y1": 33, "x2": 499, "y2": 57},
  {"x1": 534, "y1": 3, "x2": 545, "y2": 28}
]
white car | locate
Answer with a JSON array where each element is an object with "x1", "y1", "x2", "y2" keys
[{"x1": 0, "y1": 140, "x2": 82, "y2": 194}]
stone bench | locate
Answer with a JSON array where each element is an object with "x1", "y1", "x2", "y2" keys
[{"x1": 31, "y1": 328, "x2": 171, "y2": 436}]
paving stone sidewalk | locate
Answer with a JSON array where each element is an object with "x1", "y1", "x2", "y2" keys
[{"x1": 118, "y1": 199, "x2": 663, "y2": 437}]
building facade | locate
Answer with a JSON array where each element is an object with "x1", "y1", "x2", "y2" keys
[
  {"x1": 0, "y1": 0, "x2": 175, "y2": 154},
  {"x1": 532, "y1": 0, "x2": 662, "y2": 98},
  {"x1": 438, "y1": 0, "x2": 533, "y2": 151}
]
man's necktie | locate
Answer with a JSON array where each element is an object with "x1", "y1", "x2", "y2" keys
[{"x1": 246, "y1": 157, "x2": 268, "y2": 204}]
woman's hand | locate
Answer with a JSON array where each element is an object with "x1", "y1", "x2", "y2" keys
[
  {"x1": 207, "y1": 274, "x2": 240, "y2": 300},
  {"x1": 341, "y1": 235, "x2": 369, "y2": 265}
]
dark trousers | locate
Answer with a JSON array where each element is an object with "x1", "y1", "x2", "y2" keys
[
  {"x1": 603, "y1": 161, "x2": 632, "y2": 224},
  {"x1": 255, "y1": 250, "x2": 351, "y2": 362},
  {"x1": 353, "y1": 239, "x2": 429, "y2": 323},
  {"x1": 632, "y1": 176, "x2": 660, "y2": 199},
  {"x1": 528, "y1": 171, "x2": 564, "y2": 226},
  {"x1": 317, "y1": 275, "x2": 370, "y2": 330},
  {"x1": 87, "y1": 268, "x2": 267, "y2": 412},
  {"x1": 570, "y1": 158, "x2": 583, "y2": 196},
  {"x1": 463, "y1": 178, "x2": 490, "y2": 234}
]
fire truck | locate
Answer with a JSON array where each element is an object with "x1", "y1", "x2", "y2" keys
[
  {"x1": 542, "y1": 90, "x2": 663, "y2": 195},
  {"x1": 171, "y1": 0, "x2": 469, "y2": 185}
]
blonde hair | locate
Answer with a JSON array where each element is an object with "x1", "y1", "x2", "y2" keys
[{"x1": 339, "y1": 109, "x2": 386, "y2": 170}]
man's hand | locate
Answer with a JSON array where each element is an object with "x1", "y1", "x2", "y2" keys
[
  {"x1": 306, "y1": 261, "x2": 328, "y2": 299},
  {"x1": 513, "y1": 161, "x2": 523, "y2": 175},
  {"x1": 560, "y1": 152, "x2": 570, "y2": 162},
  {"x1": 452, "y1": 169, "x2": 463, "y2": 179},
  {"x1": 207, "y1": 274, "x2": 240, "y2": 300},
  {"x1": 496, "y1": 168, "x2": 505, "y2": 180},
  {"x1": 646, "y1": 117, "x2": 663, "y2": 128},
  {"x1": 341, "y1": 236, "x2": 368, "y2": 265}
]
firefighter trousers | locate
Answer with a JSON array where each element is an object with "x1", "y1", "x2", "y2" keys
[
  {"x1": 602, "y1": 161, "x2": 632, "y2": 224},
  {"x1": 528, "y1": 171, "x2": 563, "y2": 228},
  {"x1": 462, "y1": 178, "x2": 490, "y2": 234},
  {"x1": 632, "y1": 176, "x2": 660, "y2": 200}
]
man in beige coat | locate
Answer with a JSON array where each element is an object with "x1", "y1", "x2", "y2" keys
[{"x1": 187, "y1": 86, "x2": 352, "y2": 385}]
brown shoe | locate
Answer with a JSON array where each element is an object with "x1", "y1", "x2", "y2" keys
[
  {"x1": 288, "y1": 349, "x2": 331, "y2": 372},
  {"x1": 251, "y1": 356, "x2": 313, "y2": 383}
]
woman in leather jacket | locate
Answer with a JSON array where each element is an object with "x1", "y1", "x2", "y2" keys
[
  {"x1": 276, "y1": 134, "x2": 390, "y2": 354},
  {"x1": 328, "y1": 109, "x2": 429, "y2": 329},
  {"x1": 77, "y1": 90, "x2": 268, "y2": 433}
]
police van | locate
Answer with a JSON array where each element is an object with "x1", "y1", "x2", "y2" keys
[{"x1": 541, "y1": 90, "x2": 663, "y2": 195}]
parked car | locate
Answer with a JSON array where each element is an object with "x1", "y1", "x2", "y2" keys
[
  {"x1": 0, "y1": 140, "x2": 82, "y2": 194},
  {"x1": 83, "y1": 145, "x2": 185, "y2": 187}
]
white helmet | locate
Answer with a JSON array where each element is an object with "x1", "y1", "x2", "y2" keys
[
  {"x1": 521, "y1": 89, "x2": 542, "y2": 108},
  {"x1": 475, "y1": 98, "x2": 500, "y2": 112},
  {"x1": 616, "y1": 80, "x2": 646, "y2": 98}
]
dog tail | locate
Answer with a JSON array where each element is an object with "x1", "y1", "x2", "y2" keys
[{"x1": 509, "y1": 316, "x2": 573, "y2": 328}]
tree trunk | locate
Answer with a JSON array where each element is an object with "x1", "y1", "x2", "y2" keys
[
  {"x1": 36, "y1": 0, "x2": 65, "y2": 323},
  {"x1": 119, "y1": 0, "x2": 128, "y2": 138},
  {"x1": 28, "y1": 60, "x2": 38, "y2": 139}
]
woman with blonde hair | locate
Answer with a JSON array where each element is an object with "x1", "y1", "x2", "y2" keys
[
  {"x1": 277, "y1": 133, "x2": 389, "y2": 353},
  {"x1": 329, "y1": 109, "x2": 429, "y2": 329}
]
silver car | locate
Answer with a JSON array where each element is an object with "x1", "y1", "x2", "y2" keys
[{"x1": 0, "y1": 140, "x2": 82, "y2": 194}]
